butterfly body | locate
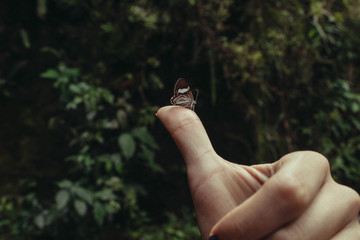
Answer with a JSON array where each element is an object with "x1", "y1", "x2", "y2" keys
[{"x1": 170, "y1": 78, "x2": 197, "y2": 111}]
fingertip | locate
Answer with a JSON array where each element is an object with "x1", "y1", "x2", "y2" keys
[
  {"x1": 156, "y1": 105, "x2": 201, "y2": 141},
  {"x1": 156, "y1": 106, "x2": 173, "y2": 121},
  {"x1": 156, "y1": 105, "x2": 198, "y2": 121},
  {"x1": 156, "y1": 105, "x2": 172, "y2": 117},
  {"x1": 156, "y1": 106, "x2": 200, "y2": 134}
]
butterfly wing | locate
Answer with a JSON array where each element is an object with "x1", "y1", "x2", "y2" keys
[
  {"x1": 173, "y1": 78, "x2": 191, "y2": 95},
  {"x1": 170, "y1": 78, "x2": 196, "y2": 110}
]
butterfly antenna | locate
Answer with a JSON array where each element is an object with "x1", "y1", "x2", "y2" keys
[{"x1": 195, "y1": 89, "x2": 199, "y2": 102}]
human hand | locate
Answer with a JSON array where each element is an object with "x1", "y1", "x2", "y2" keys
[{"x1": 157, "y1": 106, "x2": 360, "y2": 240}]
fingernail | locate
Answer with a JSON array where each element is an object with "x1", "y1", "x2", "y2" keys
[
  {"x1": 155, "y1": 112, "x2": 158, "y2": 117},
  {"x1": 208, "y1": 235, "x2": 218, "y2": 240}
]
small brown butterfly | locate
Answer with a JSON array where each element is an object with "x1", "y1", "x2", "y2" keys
[{"x1": 170, "y1": 78, "x2": 198, "y2": 111}]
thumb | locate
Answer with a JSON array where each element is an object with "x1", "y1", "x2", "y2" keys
[{"x1": 156, "y1": 106, "x2": 219, "y2": 173}]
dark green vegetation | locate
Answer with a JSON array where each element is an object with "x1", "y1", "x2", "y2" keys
[{"x1": 1, "y1": 0, "x2": 360, "y2": 239}]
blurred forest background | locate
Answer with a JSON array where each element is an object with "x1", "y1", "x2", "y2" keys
[{"x1": 1, "y1": 0, "x2": 360, "y2": 239}]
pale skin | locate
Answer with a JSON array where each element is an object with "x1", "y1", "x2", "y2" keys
[{"x1": 157, "y1": 106, "x2": 360, "y2": 240}]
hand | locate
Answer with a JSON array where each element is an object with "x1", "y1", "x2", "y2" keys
[{"x1": 157, "y1": 106, "x2": 360, "y2": 240}]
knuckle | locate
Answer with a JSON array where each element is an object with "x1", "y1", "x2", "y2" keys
[
  {"x1": 303, "y1": 151, "x2": 331, "y2": 173},
  {"x1": 283, "y1": 151, "x2": 330, "y2": 174},
  {"x1": 307, "y1": 151, "x2": 331, "y2": 174},
  {"x1": 337, "y1": 184, "x2": 360, "y2": 212},
  {"x1": 273, "y1": 174, "x2": 310, "y2": 213}
]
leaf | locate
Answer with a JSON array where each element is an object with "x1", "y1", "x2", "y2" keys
[
  {"x1": 94, "y1": 189, "x2": 116, "y2": 201},
  {"x1": 105, "y1": 160, "x2": 112, "y2": 172},
  {"x1": 34, "y1": 214, "x2": 45, "y2": 229},
  {"x1": 72, "y1": 186, "x2": 92, "y2": 204},
  {"x1": 132, "y1": 126, "x2": 158, "y2": 149},
  {"x1": 57, "y1": 180, "x2": 73, "y2": 188},
  {"x1": 149, "y1": 73, "x2": 163, "y2": 88},
  {"x1": 74, "y1": 199, "x2": 87, "y2": 216},
  {"x1": 41, "y1": 69, "x2": 60, "y2": 79},
  {"x1": 140, "y1": 144, "x2": 163, "y2": 172},
  {"x1": 69, "y1": 83, "x2": 81, "y2": 94},
  {"x1": 55, "y1": 190, "x2": 70, "y2": 210},
  {"x1": 37, "y1": 0, "x2": 47, "y2": 18},
  {"x1": 65, "y1": 67, "x2": 80, "y2": 78},
  {"x1": 100, "y1": 22, "x2": 114, "y2": 33},
  {"x1": 101, "y1": 89, "x2": 114, "y2": 104},
  {"x1": 104, "y1": 200, "x2": 121, "y2": 214},
  {"x1": 139, "y1": 144, "x2": 154, "y2": 162},
  {"x1": 19, "y1": 29, "x2": 31, "y2": 48},
  {"x1": 110, "y1": 154, "x2": 123, "y2": 173},
  {"x1": 116, "y1": 109, "x2": 128, "y2": 127},
  {"x1": 93, "y1": 202, "x2": 105, "y2": 226},
  {"x1": 118, "y1": 133, "x2": 136, "y2": 159},
  {"x1": 0, "y1": 219, "x2": 11, "y2": 228},
  {"x1": 351, "y1": 102, "x2": 360, "y2": 113},
  {"x1": 110, "y1": 153, "x2": 121, "y2": 165}
]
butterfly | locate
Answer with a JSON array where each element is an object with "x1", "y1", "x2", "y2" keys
[{"x1": 170, "y1": 78, "x2": 198, "y2": 111}]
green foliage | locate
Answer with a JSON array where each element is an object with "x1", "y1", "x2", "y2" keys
[
  {"x1": 54, "y1": 180, "x2": 119, "y2": 226},
  {"x1": 128, "y1": 210, "x2": 200, "y2": 240},
  {"x1": 1, "y1": 0, "x2": 360, "y2": 239},
  {"x1": 118, "y1": 133, "x2": 136, "y2": 160}
]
